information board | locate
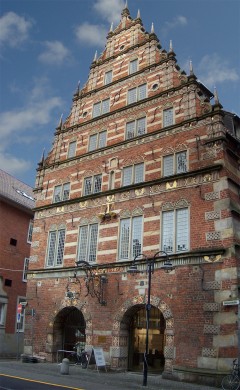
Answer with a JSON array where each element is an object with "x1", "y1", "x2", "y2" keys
[{"x1": 93, "y1": 347, "x2": 106, "y2": 367}]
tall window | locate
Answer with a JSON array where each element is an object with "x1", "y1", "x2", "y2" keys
[
  {"x1": 27, "y1": 220, "x2": 33, "y2": 243},
  {"x1": 67, "y1": 141, "x2": 76, "y2": 158},
  {"x1": 53, "y1": 183, "x2": 70, "y2": 203},
  {"x1": 163, "y1": 151, "x2": 187, "y2": 177},
  {"x1": 127, "y1": 84, "x2": 147, "y2": 104},
  {"x1": 104, "y1": 70, "x2": 112, "y2": 85},
  {"x1": 92, "y1": 99, "x2": 110, "y2": 118},
  {"x1": 119, "y1": 216, "x2": 143, "y2": 260},
  {"x1": 123, "y1": 163, "x2": 144, "y2": 186},
  {"x1": 163, "y1": 108, "x2": 174, "y2": 127},
  {"x1": 0, "y1": 302, "x2": 7, "y2": 326},
  {"x1": 22, "y1": 258, "x2": 29, "y2": 282},
  {"x1": 129, "y1": 59, "x2": 138, "y2": 74},
  {"x1": 84, "y1": 174, "x2": 102, "y2": 196},
  {"x1": 46, "y1": 228, "x2": 66, "y2": 267},
  {"x1": 17, "y1": 297, "x2": 26, "y2": 332},
  {"x1": 89, "y1": 131, "x2": 107, "y2": 151},
  {"x1": 78, "y1": 224, "x2": 98, "y2": 263},
  {"x1": 162, "y1": 208, "x2": 189, "y2": 253},
  {"x1": 126, "y1": 117, "x2": 146, "y2": 139}
]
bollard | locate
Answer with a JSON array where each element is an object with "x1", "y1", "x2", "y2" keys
[{"x1": 60, "y1": 358, "x2": 70, "y2": 375}]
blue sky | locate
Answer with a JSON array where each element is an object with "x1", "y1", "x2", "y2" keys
[{"x1": 0, "y1": 0, "x2": 239, "y2": 187}]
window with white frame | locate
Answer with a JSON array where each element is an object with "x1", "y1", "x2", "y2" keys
[
  {"x1": 46, "y1": 228, "x2": 66, "y2": 267},
  {"x1": 22, "y1": 258, "x2": 29, "y2": 282},
  {"x1": 163, "y1": 151, "x2": 187, "y2": 177},
  {"x1": 0, "y1": 302, "x2": 7, "y2": 326},
  {"x1": 16, "y1": 297, "x2": 26, "y2": 332},
  {"x1": 126, "y1": 117, "x2": 146, "y2": 139},
  {"x1": 122, "y1": 163, "x2": 144, "y2": 186},
  {"x1": 53, "y1": 183, "x2": 70, "y2": 203},
  {"x1": 163, "y1": 107, "x2": 174, "y2": 127},
  {"x1": 89, "y1": 131, "x2": 107, "y2": 151},
  {"x1": 162, "y1": 208, "x2": 189, "y2": 253},
  {"x1": 127, "y1": 84, "x2": 147, "y2": 104},
  {"x1": 84, "y1": 174, "x2": 102, "y2": 196},
  {"x1": 77, "y1": 223, "x2": 98, "y2": 263},
  {"x1": 67, "y1": 141, "x2": 77, "y2": 158},
  {"x1": 27, "y1": 220, "x2": 33, "y2": 243},
  {"x1": 104, "y1": 70, "x2": 112, "y2": 85},
  {"x1": 129, "y1": 59, "x2": 138, "y2": 74},
  {"x1": 119, "y1": 216, "x2": 143, "y2": 260},
  {"x1": 92, "y1": 99, "x2": 110, "y2": 118}
]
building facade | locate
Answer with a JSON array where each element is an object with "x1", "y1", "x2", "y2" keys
[
  {"x1": 0, "y1": 169, "x2": 34, "y2": 357},
  {"x1": 24, "y1": 5, "x2": 240, "y2": 385}
]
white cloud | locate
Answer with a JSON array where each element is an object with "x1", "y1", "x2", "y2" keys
[
  {"x1": 75, "y1": 22, "x2": 108, "y2": 47},
  {"x1": 0, "y1": 78, "x2": 63, "y2": 176},
  {"x1": 197, "y1": 54, "x2": 239, "y2": 86},
  {"x1": 161, "y1": 15, "x2": 187, "y2": 35},
  {"x1": 93, "y1": 0, "x2": 125, "y2": 24},
  {"x1": 0, "y1": 11, "x2": 33, "y2": 47},
  {"x1": 38, "y1": 41, "x2": 71, "y2": 65}
]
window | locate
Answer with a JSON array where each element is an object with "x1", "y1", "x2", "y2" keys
[
  {"x1": 119, "y1": 216, "x2": 143, "y2": 260},
  {"x1": 67, "y1": 141, "x2": 76, "y2": 158},
  {"x1": 16, "y1": 297, "x2": 26, "y2": 332},
  {"x1": 127, "y1": 84, "x2": 147, "y2": 104},
  {"x1": 163, "y1": 108, "x2": 174, "y2": 127},
  {"x1": 92, "y1": 99, "x2": 110, "y2": 118},
  {"x1": 27, "y1": 220, "x2": 33, "y2": 243},
  {"x1": 84, "y1": 174, "x2": 102, "y2": 196},
  {"x1": 77, "y1": 224, "x2": 98, "y2": 263},
  {"x1": 0, "y1": 302, "x2": 7, "y2": 326},
  {"x1": 163, "y1": 151, "x2": 187, "y2": 177},
  {"x1": 10, "y1": 238, "x2": 17, "y2": 246},
  {"x1": 22, "y1": 258, "x2": 29, "y2": 282},
  {"x1": 104, "y1": 70, "x2": 112, "y2": 85},
  {"x1": 129, "y1": 59, "x2": 138, "y2": 74},
  {"x1": 53, "y1": 183, "x2": 70, "y2": 203},
  {"x1": 123, "y1": 163, "x2": 144, "y2": 186},
  {"x1": 162, "y1": 208, "x2": 189, "y2": 253},
  {"x1": 126, "y1": 117, "x2": 146, "y2": 139},
  {"x1": 89, "y1": 131, "x2": 107, "y2": 151},
  {"x1": 46, "y1": 228, "x2": 66, "y2": 267}
]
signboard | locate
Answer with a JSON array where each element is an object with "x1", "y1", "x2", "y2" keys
[
  {"x1": 17, "y1": 304, "x2": 22, "y2": 314},
  {"x1": 93, "y1": 348, "x2": 106, "y2": 367},
  {"x1": 223, "y1": 299, "x2": 239, "y2": 306},
  {"x1": 17, "y1": 313, "x2": 21, "y2": 323}
]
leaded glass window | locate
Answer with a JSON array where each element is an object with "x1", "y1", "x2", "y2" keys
[
  {"x1": 163, "y1": 108, "x2": 174, "y2": 127},
  {"x1": 46, "y1": 229, "x2": 66, "y2": 267},
  {"x1": 92, "y1": 99, "x2": 110, "y2": 118},
  {"x1": 104, "y1": 70, "x2": 112, "y2": 85},
  {"x1": 67, "y1": 141, "x2": 76, "y2": 158},
  {"x1": 119, "y1": 216, "x2": 143, "y2": 260},
  {"x1": 162, "y1": 208, "x2": 189, "y2": 253},
  {"x1": 78, "y1": 224, "x2": 98, "y2": 263},
  {"x1": 53, "y1": 183, "x2": 70, "y2": 203},
  {"x1": 127, "y1": 84, "x2": 147, "y2": 104},
  {"x1": 123, "y1": 163, "x2": 144, "y2": 186},
  {"x1": 163, "y1": 152, "x2": 187, "y2": 177},
  {"x1": 129, "y1": 59, "x2": 138, "y2": 74},
  {"x1": 126, "y1": 117, "x2": 146, "y2": 139},
  {"x1": 84, "y1": 175, "x2": 102, "y2": 195},
  {"x1": 89, "y1": 131, "x2": 107, "y2": 151}
]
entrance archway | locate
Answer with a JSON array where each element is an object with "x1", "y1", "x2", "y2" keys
[
  {"x1": 53, "y1": 306, "x2": 86, "y2": 352},
  {"x1": 129, "y1": 305, "x2": 165, "y2": 372},
  {"x1": 111, "y1": 295, "x2": 175, "y2": 373}
]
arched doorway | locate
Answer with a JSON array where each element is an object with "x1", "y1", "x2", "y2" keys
[
  {"x1": 53, "y1": 307, "x2": 86, "y2": 353},
  {"x1": 128, "y1": 305, "x2": 165, "y2": 372}
]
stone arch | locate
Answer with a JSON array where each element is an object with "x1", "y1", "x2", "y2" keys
[
  {"x1": 111, "y1": 295, "x2": 175, "y2": 372},
  {"x1": 45, "y1": 301, "x2": 93, "y2": 361}
]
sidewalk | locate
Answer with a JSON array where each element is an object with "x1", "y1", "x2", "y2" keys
[{"x1": 0, "y1": 360, "x2": 220, "y2": 390}]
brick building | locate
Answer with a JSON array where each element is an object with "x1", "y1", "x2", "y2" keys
[
  {"x1": 24, "y1": 5, "x2": 240, "y2": 385},
  {"x1": 0, "y1": 169, "x2": 34, "y2": 357}
]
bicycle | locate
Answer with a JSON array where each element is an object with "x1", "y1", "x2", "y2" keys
[{"x1": 222, "y1": 359, "x2": 240, "y2": 390}]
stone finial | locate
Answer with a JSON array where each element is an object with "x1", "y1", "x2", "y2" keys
[
  {"x1": 169, "y1": 40, "x2": 173, "y2": 52},
  {"x1": 57, "y1": 113, "x2": 63, "y2": 129},
  {"x1": 214, "y1": 86, "x2": 219, "y2": 104},
  {"x1": 109, "y1": 22, "x2": 113, "y2": 32},
  {"x1": 93, "y1": 50, "x2": 97, "y2": 62},
  {"x1": 151, "y1": 22, "x2": 154, "y2": 34},
  {"x1": 189, "y1": 60, "x2": 194, "y2": 75},
  {"x1": 137, "y1": 9, "x2": 141, "y2": 19},
  {"x1": 124, "y1": 0, "x2": 128, "y2": 8}
]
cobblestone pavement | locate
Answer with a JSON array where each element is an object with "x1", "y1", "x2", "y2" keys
[{"x1": 0, "y1": 360, "x2": 221, "y2": 389}]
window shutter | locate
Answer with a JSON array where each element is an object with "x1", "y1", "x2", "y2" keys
[
  {"x1": 128, "y1": 88, "x2": 137, "y2": 104},
  {"x1": 89, "y1": 134, "x2": 97, "y2": 151},
  {"x1": 162, "y1": 211, "x2": 174, "y2": 253},
  {"x1": 119, "y1": 219, "x2": 130, "y2": 259},
  {"x1": 134, "y1": 163, "x2": 144, "y2": 183},
  {"x1": 163, "y1": 155, "x2": 174, "y2": 177},
  {"x1": 176, "y1": 208, "x2": 188, "y2": 251}
]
